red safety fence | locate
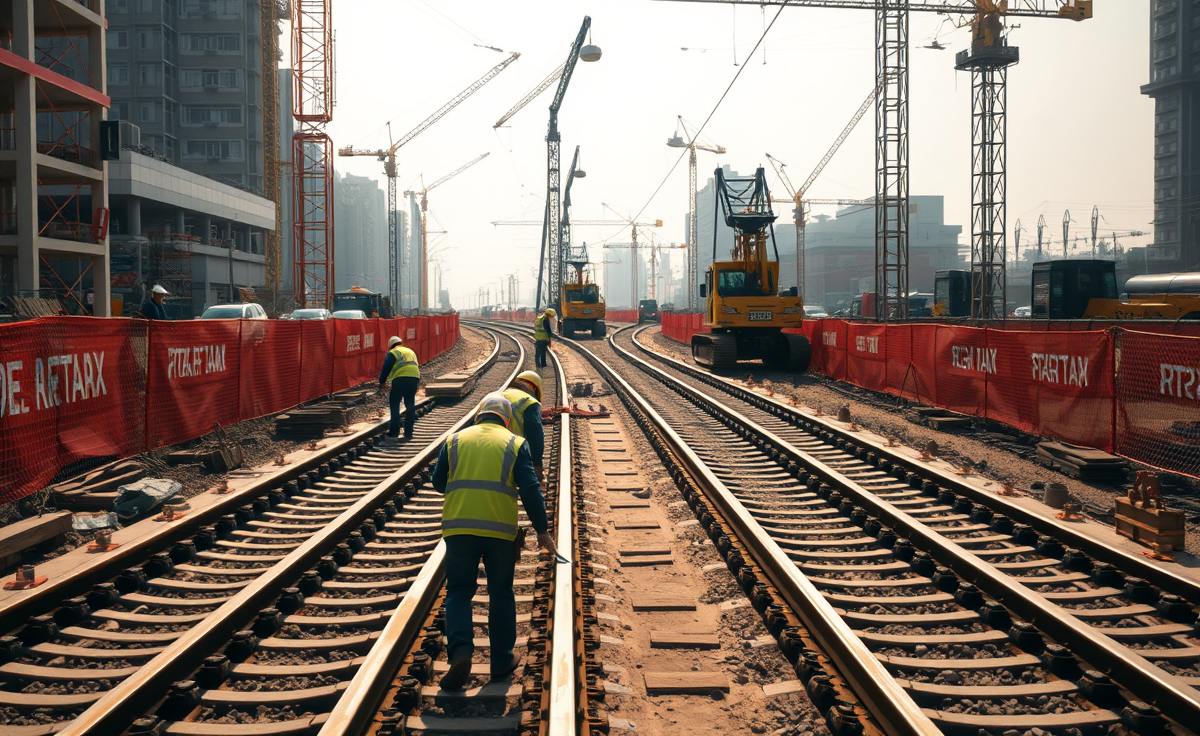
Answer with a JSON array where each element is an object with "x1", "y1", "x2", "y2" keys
[
  {"x1": 606, "y1": 310, "x2": 639, "y2": 323},
  {"x1": 660, "y1": 312, "x2": 1199, "y2": 479},
  {"x1": 488, "y1": 309, "x2": 537, "y2": 323},
  {"x1": 0, "y1": 313, "x2": 460, "y2": 502}
]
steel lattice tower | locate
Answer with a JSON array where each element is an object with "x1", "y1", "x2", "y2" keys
[
  {"x1": 291, "y1": 0, "x2": 334, "y2": 309},
  {"x1": 875, "y1": 1, "x2": 909, "y2": 320},
  {"x1": 957, "y1": 37, "x2": 1018, "y2": 320}
]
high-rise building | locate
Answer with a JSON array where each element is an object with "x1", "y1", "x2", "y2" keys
[
  {"x1": 402, "y1": 193, "x2": 421, "y2": 311},
  {"x1": 105, "y1": 0, "x2": 280, "y2": 194},
  {"x1": 1141, "y1": 0, "x2": 1200, "y2": 269},
  {"x1": 333, "y1": 172, "x2": 387, "y2": 293}
]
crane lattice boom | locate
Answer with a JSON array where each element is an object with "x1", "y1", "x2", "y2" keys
[{"x1": 494, "y1": 63, "x2": 565, "y2": 129}]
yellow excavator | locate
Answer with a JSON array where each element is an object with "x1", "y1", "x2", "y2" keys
[
  {"x1": 692, "y1": 167, "x2": 810, "y2": 372},
  {"x1": 559, "y1": 246, "x2": 606, "y2": 339}
]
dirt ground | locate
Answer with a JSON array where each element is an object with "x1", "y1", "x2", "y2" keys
[
  {"x1": 0, "y1": 326, "x2": 494, "y2": 535},
  {"x1": 640, "y1": 327, "x2": 1200, "y2": 558}
]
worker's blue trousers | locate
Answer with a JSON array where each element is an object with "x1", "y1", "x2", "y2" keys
[
  {"x1": 387, "y1": 376, "x2": 419, "y2": 437},
  {"x1": 443, "y1": 534, "x2": 517, "y2": 672}
]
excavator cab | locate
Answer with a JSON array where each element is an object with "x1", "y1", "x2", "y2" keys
[{"x1": 691, "y1": 167, "x2": 810, "y2": 372}]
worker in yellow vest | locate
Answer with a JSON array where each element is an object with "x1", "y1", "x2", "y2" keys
[
  {"x1": 378, "y1": 336, "x2": 420, "y2": 440},
  {"x1": 432, "y1": 392, "x2": 556, "y2": 691},
  {"x1": 502, "y1": 370, "x2": 545, "y2": 481},
  {"x1": 533, "y1": 308, "x2": 555, "y2": 368}
]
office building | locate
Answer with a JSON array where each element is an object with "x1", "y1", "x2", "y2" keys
[
  {"x1": 334, "y1": 172, "x2": 387, "y2": 293},
  {"x1": 1141, "y1": 0, "x2": 1200, "y2": 269},
  {"x1": 105, "y1": 0, "x2": 280, "y2": 194}
]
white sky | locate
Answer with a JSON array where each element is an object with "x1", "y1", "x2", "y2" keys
[{"x1": 321, "y1": 1, "x2": 1152, "y2": 307}]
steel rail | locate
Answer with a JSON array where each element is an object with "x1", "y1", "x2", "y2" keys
[
  {"x1": 554, "y1": 330, "x2": 940, "y2": 736},
  {"x1": 0, "y1": 328, "x2": 502, "y2": 634},
  {"x1": 57, "y1": 331, "x2": 522, "y2": 736},
  {"x1": 627, "y1": 326, "x2": 1200, "y2": 604},
  {"x1": 320, "y1": 324, "x2": 571, "y2": 736},
  {"x1": 612, "y1": 326, "x2": 1200, "y2": 727},
  {"x1": 546, "y1": 335, "x2": 575, "y2": 736}
]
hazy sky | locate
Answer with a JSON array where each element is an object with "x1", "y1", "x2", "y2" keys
[{"x1": 321, "y1": 1, "x2": 1152, "y2": 306}]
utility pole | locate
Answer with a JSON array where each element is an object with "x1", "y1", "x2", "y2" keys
[
  {"x1": 1091, "y1": 205, "x2": 1099, "y2": 257},
  {"x1": 1037, "y1": 214, "x2": 1045, "y2": 258},
  {"x1": 1062, "y1": 210, "x2": 1070, "y2": 258}
]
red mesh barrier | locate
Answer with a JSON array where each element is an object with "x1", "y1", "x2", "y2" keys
[
  {"x1": 1115, "y1": 330, "x2": 1200, "y2": 477},
  {"x1": 239, "y1": 320, "x2": 302, "y2": 420},
  {"x1": 931, "y1": 325, "x2": 988, "y2": 416},
  {"x1": 298, "y1": 320, "x2": 335, "y2": 403},
  {"x1": 816, "y1": 320, "x2": 849, "y2": 381},
  {"x1": 146, "y1": 319, "x2": 242, "y2": 448},
  {"x1": 846, "y1": 322, "x2": 888, "y2": 392},
  {"x1": 332, "y1": 319, "x2": 381, "y2": 393},
  {"x1": 0, "y1": 317, "x2": 148, "y2": 501},
  {"x1": 606, "y1": 310, "x2": 639, "y2": 323},
  {"x1": 886, "y1": 324, "x2": 938, "y2": 405},
  {"x1": 986, "y1": 329, "x2": 1114, "y2": 451}
]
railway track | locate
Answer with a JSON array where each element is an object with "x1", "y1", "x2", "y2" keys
[
  {"x1": 316, "y1": 323, "x2": 568, "y2": 736},
  {"x1": 535, "y1": 322, "x2": 1200, "y2": 735},
  {"x1": 0, "y1": 328, "x2": 521, "y2": 736}
]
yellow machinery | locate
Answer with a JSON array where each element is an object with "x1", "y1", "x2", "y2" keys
[
  {"x1": 692, "y1": 168, "x2": 810, "y2": 371},
  {"x1": 1033, "y1": 261, "x2": 1200, "y2": 321},
  {"x1": 559, "y1": 253, "x2": 606, "y2": 339}
]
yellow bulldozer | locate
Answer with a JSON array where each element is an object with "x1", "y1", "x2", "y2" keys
[{"x1": 692, "y1": 167, "x2": 811, "y2": 372}]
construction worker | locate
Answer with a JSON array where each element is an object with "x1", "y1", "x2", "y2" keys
[
  {"x1": 140, "y1": 285, "x2": 170, "y2": 320},
  {"x1": 534, "y1": 308, "x2": 555, "y2": 368},
  {"x1": 431, "y1": 392, "x2": 556, "y2": 691},
  {"x1": 378, "y1": 336, "x2": 420, "y2": 440},
  {"x1": 503, "y1": 370, "x2": 545, "y2": 481}
]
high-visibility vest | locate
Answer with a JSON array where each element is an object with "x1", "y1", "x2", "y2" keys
[
  {"x1": 502, "y1": 388, "x2": 540, "y2": 439},
  {"x1": 442, "y1": 423, "x2": 525, "y2": 541},
  {"x1": 534, "y1": 314, "x2": 550, "y2": 341},
  {"x1": 386, "y1": 345, "x2": 420, "y2": 381}
]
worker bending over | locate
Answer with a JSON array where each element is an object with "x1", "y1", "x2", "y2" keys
[
  {"x1": 534, "y1": 308, "x2": 555, "y2": 369},
  {"x1": 432, "y1": 392, "x2": 557, "y2": 691},
  {"x1": 378, "y1": 336, "x2": 420, "y2": 440},
  {"x1": 503, "y1": 370, "x2": 546, "y2": 481}
]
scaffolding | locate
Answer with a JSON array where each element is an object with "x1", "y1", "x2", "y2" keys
[
  {"x1": 291, "y1": 0, "x2": 334, "y2": 308},
  {"x1": 146, "y1": 231, "x2": 194, "y2": 317}
]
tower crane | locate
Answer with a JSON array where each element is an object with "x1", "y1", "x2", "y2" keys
[
  {"x1": 493, "y1": 62, "x2": 566, "y2": 129},
  {"x1": 603, "y1": 203, "x2": 667, "y2": 307},
  {"x1": 666, "y1": 116, "x2": 725, "y2": 310},
  {"x1": 660, "y1": 0, "x2": 1092, "y2": 320},
  {"x1": 402, "y1": 152, "x2": 490, "y2": 312},
  {"x1": 514, "y1": 17, "x2": 602, "y2": 311},
  {"x1": 765, "y1": 83, "x2": 877, "y2": 302},
  {"x1": 337, "y1": 52, "x2": 519, "y2": 308}
]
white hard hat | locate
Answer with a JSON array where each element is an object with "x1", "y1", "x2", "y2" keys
[
  {"x1": 151, "y1": 285, "x2": 169, "y2": 295},
  {"x1": 388, "y1": 336, "x2": 403, "y2": 348}
]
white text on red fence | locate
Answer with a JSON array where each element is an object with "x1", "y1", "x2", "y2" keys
[
  {"x1": 1160, "y1": 364, "x2": 1198, "y2": 401},
  {"x1": 950, "y1": 346, "x2": 997, "y2": 375},
  {"x1": 1031, "y1": 353, "x2": 1090, "y2": 388},
  {"x1": 167, "y1": 346, "x2": 227, "y2": 380}
]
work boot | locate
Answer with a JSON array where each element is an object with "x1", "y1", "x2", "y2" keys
[
  {"x1": 490, "y1": 652, "x2": 523, "y2": 682},
  {"x1": 439, "y1": 656, "x2": 472, "y2": 691}
]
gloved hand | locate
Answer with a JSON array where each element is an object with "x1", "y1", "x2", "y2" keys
[{"x1": 536, "y1": 532, "x2": 558, "y2": 558}]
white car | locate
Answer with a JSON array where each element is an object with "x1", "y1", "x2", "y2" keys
[
  {"x1": 804, "y1": 305, "x2": 829, "y2": 318},
  {"x1": 1013, "y1": 306, "x2": 1032, "y2": 318},
  {"x1": 199, "y1": 303, "x2": 268, "y2": 320},
  {"x1": 289, "y1": 308, "x2": 332, "y2": 320},
  {"x1": 332, "y1": 309, "x2": 368, "y2": 320}
]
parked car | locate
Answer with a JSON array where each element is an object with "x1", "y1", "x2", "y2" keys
[
  {"x1": 289, "y1": 308, "x2": 332, "y2": 320},
  {"x1": 332, "y1": 309, "x2": 368, "y2": 320},
  {"x1": 1012, "y1": 306, "x2": 1032, "y2": 318},
  {"x1": 803, "y1": 305, "x2": 829, "y2": 318},
  {"x1": 199, "y1": 303, "x2": 268, "y2": 320}
]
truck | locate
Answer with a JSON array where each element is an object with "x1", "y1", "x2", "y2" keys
[
  {"x1": 1033, "y1": 260, "x2": 1200, "y2": 320},
  {"x1": 691, "y1": 167, "x2": 810, "y2": 372},
  {"x1": 332, "y1": 287, "x2": 394, "y2": 319}
]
